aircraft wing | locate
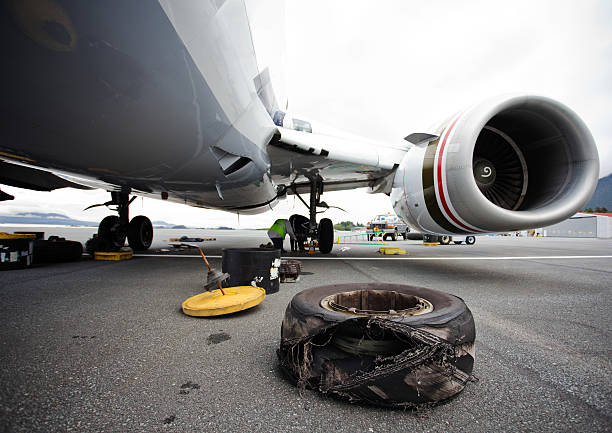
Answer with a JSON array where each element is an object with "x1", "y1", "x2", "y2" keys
[
  {"x1": 0, "y1": 160, "x2": 93, "y2": 193},
  {"x1": 268, "y1": 127, "x2": 408, "y2": 195}
]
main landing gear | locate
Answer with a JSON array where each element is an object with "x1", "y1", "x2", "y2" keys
[
  {"x1": 290, "y1": 177, "x2": 334, "y2": 254},
  {"x1": 87, "y1": 191, "x2": 153, "y2": 251}
]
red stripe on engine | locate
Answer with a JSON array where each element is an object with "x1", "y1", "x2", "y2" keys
[{"x1": 436, "y1": 115, "x2": 483, "y2": 233}]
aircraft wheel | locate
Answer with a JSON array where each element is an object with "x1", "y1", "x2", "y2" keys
[
  {"x1": 128, "y1": 215, "x2": 154, "y2": 251},
  {"x1": 318, "y1": 218, "x2": 333, "y2": 254},
  {"x1": 391, "y1": 230, "x2": 397, "y2": 241},
  {"x1": 402, "y1": 231, "x2": 408, "y2": 240},
  {"x1": 466, "y1": 236, "x2": 476, "y2": 245},
  {"x1": 98, "y1": 215, "x2": 126, "y2": 250},
  {"x1": 439, "y1": 235, "x2": 451, "y2": 245}
]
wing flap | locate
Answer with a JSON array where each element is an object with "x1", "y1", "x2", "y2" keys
[
  {"x1": 274, "y1": 127, "x2": 397, "y2": 169},
  {"x1": 268, "y1": 127, "x2": 405, "y2": 194}
]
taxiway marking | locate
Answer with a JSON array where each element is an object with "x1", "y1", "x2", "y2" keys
[{"x1": 134, "y1": 254, "x2": 612, "y2": 261}]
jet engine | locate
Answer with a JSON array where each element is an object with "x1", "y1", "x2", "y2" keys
[{"x1": 391, "y1": 95, "x2": 599, "y2": 234}]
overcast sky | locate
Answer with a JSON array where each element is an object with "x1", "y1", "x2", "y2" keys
[{"x1": 2, "y1": 0, "x2": 611, "y2": 228}]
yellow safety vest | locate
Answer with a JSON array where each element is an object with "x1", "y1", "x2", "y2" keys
[{"x1": 269, "y1": 219, "x2": 287, "y2": 238}]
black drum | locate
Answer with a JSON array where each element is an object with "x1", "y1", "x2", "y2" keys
[{"x1": 222, "y1": 248, "x2": 281, "y2": 294}]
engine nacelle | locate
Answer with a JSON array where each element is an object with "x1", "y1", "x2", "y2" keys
[{"x1": 391, "y1": 95, "x2": 599, "y2": 235}]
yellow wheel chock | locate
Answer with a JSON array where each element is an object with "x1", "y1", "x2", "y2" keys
[{"x1": 378, "y1": 247, "x2": 406, "y2": 255}]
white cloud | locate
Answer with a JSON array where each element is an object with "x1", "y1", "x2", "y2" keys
[{"x1": 285, "y1": 0, "x2": 612, "y2": 172}]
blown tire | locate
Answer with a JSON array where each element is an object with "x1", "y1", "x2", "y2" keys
[{"x1": 278, "y1": 283, "x2": 475, "y2": 407}]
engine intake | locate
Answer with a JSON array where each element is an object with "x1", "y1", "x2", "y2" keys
[{"x1": 392, "y1": 95, "x2": 599, "y2": 234}]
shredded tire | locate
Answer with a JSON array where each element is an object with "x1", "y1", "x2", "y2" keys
[{"x1": 277, "y1": 283, "x2": 475, "y2": 407}]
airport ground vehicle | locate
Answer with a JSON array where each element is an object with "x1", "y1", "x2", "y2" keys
[
  {"x1": 366, "y1": 214, "x2": 408, "y2": 241},
  {"x1": 438, "y1": 235, "x2": 476, "y2": 245},
  {"x1": 408, "y1": 233, "x2": 476, "y2": 245}
]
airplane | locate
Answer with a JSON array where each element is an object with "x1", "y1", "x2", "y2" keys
[{"x1": 0, "y1": 0, "x2": 600, "y2": 254}]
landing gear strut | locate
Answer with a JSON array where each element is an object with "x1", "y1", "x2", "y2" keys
[
  {"x1": 87, "y1": 191, "x2": 153, "y2": 251},
  {"x1": 291, "y1": 177, "x2": 334, "y2": 254}
]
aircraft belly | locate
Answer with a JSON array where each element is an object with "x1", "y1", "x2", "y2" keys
[{"x1": 1, "y1": 0, "x2": 276, "y2": 210}]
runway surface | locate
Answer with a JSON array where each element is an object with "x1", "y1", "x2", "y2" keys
[{"x1": 0, "y1": 230, "x2": 611, "y2": 432}]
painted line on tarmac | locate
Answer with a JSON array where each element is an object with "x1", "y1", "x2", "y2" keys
[{"x1": 134, "y1": 254, "x2": 612, "y2": 261}]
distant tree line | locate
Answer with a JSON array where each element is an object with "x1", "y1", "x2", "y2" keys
[
  {"x1": 333, "y1": 221, "x2": 364, "y2": 231},
  {"x1": 582, "y1": 207, "x2": 609, "y2": 213}
]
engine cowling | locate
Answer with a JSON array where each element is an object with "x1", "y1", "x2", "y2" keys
[{"x1": 391, "y1": 94, "x2": 599, "y2": 235}]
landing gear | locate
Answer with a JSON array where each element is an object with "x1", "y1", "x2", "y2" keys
[
  {"x1": 308, "y1": 177, "x2": 334, "y2": 254},
  {"x1": 87, "y1": 191, "x2": 153, "y2": 251},
  {"x1": 465, "y1": 236, "x2": 476, "y2": 245},
  {"x1": 291, "y1": 177, "x2": 334, "y2": 254}
]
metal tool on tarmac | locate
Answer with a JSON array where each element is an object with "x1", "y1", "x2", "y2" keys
[{"x1": 196, "y1": 246, "x2": 229, "y2": 295}]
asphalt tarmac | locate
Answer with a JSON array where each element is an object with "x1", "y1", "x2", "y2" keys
[{"x1": 0, "y1": 232, "x2": 611, "y2": 432}]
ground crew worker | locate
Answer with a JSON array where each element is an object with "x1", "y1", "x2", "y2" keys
[
  {"x1": 289, "y1": 214, "x2": 309, "y2": 251},
  {"x1": 267, "y1": 218, "x2": 296, "y2": 253}
]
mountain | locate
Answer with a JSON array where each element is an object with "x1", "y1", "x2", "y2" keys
[
  {"x1": 585, "y1": 174, "x2": 612, "y2": 210},
  {"x1": 152, "y1": 220, "x2": 173, "y2": 228},
  {"x1": 0, "y1": 212, "x2": 98, "y2": 226}
]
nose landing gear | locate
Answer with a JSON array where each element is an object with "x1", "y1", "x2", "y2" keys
[{"x1": 86, "y1": 191, "x2": 153, "y2": 251}]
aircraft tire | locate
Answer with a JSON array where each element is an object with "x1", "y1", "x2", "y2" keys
[
  {"x1": 439, "y1": 236, "x2": 451, "y2": 245},
  {"x1": 128, "y1": 216, "x2": 154, "y2": 251},
  {"x1": 98, "y1": 215, "x2": 126, "y2": 250},
  {"x1": 466, "y1": 236, "x2": 476, "y2": 245},
  {"x1": 318, "y1": 218, "x2": 333, "y2": 254},
  {"x1": 33, "y1": 239, "x2": 83, "y2": 263},
  {"x1": 278, "y1": 282, "x2": 475, "y2": 407}
]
